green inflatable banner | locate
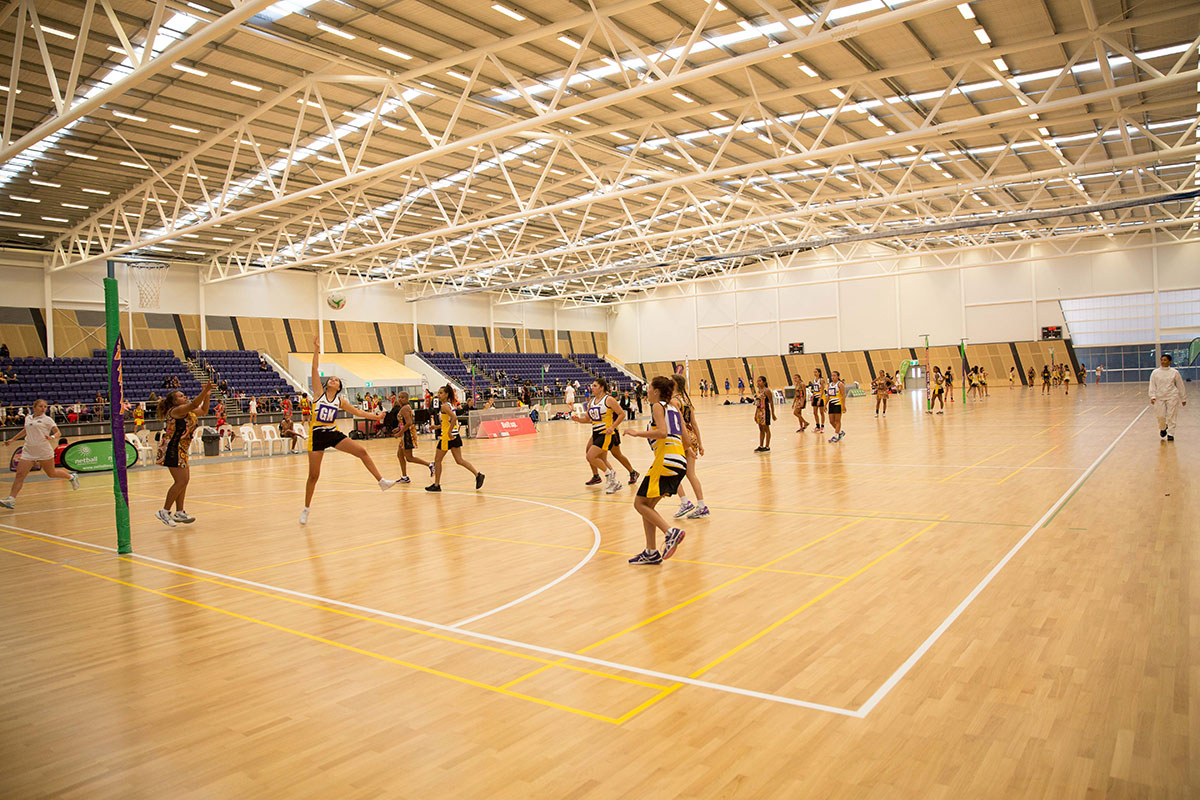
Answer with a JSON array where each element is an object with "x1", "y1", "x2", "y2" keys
[{"x1": 61, "y1": 439, "x2": 140, "y2": 473}]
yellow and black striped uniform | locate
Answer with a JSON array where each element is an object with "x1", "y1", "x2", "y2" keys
[
  {"x1": 826, "y1": 380, "x2": 846, "y2": 413},
  {"x1": 588, "y1": 395, "x2": 620, "y2": 450},
  {"x1": 637, "y1": 401, "x2": 687, "y2": 499},
  {"x1": 932, "y1": 373, "x2": 945, "y2": 396},
  {"x1": 308, "y1": 394, "x2": 348, "y2": 451},
  {"x1": 437, "y1": 406, "x2": 463, "y2": 450}
]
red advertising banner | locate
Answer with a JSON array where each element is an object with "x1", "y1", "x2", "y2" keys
[{"x1": 477, "y1": 417, "x2": 537, "y2": 438}]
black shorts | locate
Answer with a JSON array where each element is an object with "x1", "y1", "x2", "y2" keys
[
  {"x1": 591, "y1": 430, "x2": 620, "y2": 450},
  {"x1": 310, "y1": 427, "x2": 347, "y2": 451},
  {"x1": 437, "y1": 434, "x2": 463, "y2": 451},
  {"x1": 400, "y1": 430, "x2": 416, "y2": 450},
  {"x1": 828, "y1": 401, "x2": 844, "y2": 414},
  {"x1": 637, "y1": 470, "x2": 685, "y2": 498},
  {"x1": 812, "y1": 398, "x2": 825, "y2": 408}
]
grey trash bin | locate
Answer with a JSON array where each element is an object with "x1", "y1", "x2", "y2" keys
[{"x1": 202, "y1": 429, "x2": 220, "y2": 457}]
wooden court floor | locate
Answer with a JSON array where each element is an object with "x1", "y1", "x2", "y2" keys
[{"x1": 1, "y1": 382, "x2": 1195, "y2": 798}]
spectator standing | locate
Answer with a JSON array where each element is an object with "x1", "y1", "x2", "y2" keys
[{"x1": 248, "y1": 396, "x2": 258, "y2": 425}]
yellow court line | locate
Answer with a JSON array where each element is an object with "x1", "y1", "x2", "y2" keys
[
  {"x1": 0, "y1": 526, "x2": 666, "y2": 693},
  {"x1": 688, "y1": 518, "x2": 945, "y2": 678},
  {"x1": 938, "y1": 443, "x2": 1018, "y2": 482},
  {"x1": 0, "y1": 544, "x2": 59, "y2": 564},
  {"x1": 1070, "y1": 420, "x2": 1099, "y2": 439},
  {"x1": 501, "y1": 518, "x2": 870, "y2": 692},
  {"x1": 128, "y1": 491, "x2": 247, "y2": 510},
  {"x1": 995, "y1": 445, "x2": 1060, "y2": 485},
  {"x1": 1103, "y1": 406, "x2": 1121, "y2": 416}
]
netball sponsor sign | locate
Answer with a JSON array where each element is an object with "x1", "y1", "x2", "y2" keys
[{"x1": 61, "y1": 439, "x2": 140, "y2": 473}]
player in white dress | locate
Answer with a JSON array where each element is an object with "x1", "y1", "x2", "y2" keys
[{"x1": 1, "y1": 398, "x2": 79, "y2": 509}]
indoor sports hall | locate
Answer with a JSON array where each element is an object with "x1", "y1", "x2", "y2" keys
[{"x1": 1, "y1": 0, "x2": 1197, "y2": 797}]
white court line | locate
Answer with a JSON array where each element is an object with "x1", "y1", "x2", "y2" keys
[
  {"x1": 853, "y1": 406, "x2": 1149, "y2": 718},
  {"x1": 0, "y1": 518, "x2": 859, "y2": 718}
]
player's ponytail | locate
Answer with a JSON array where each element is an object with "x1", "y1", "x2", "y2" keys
[
  {"x1": 442, "y1": 384, "x2": 457, "y2": 403},
  {"x1": 650, "y1": 375, "x2": 674, "y2": 401},
  {"x1": 157, "y1": 390, "x2": 179, "y2": 420}
]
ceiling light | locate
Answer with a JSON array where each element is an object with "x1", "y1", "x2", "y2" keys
[
  {"x1": 315, "y1": 21, "x2": 354, "y2": 39},
  {"x1": 829, "y1": 88, "x2": 845, "y2": 99},
  {"x1": 212, "y1": 236, "x2": 233, "y2": 242},
  {"x1": 29, "y1": 179, "x2": 61, "y2": 187},
  {"x1": 557, "y1": 36, "x2": 580, "y2": 49},
  {"x1": 10, "y1": 195, "x2": 39, "y2": 203},
  {"x1": 491, "y1": 3, "x2": 525, "y2": 21},
  {"x1": 169, "y1": 124, "x2": 200, "y2": 133},
  {"x1": 973, "y1": 27, "x2": 991, "y2": 44},
  {"x1": 715, "y1": 1, "x2": 727, "y2": 9},
  {"x1": 18, "y1": 232, "x2": 45, "y2": 238},
  {"x1": 673, "y1": 91, "x2": 695, "y2": 103},
  {"x1": 182, "y1": 233, "x2": 200, "y2": 238},
  {"x1": 172, "y1": 62, "x2": 208, "y2": 77},
  {"x1": 711, "y1": 111, "x2": 729, "y2": 121},
  {"x1": 66, "y1": 150, "x2": 98, "y2": 160},
  {"x1": 0, "y1": 210, "x2": 19, "y2": 217},
  {"x1": 992, "y1": 57, "x2": 1008, "y2": 71},
  {"x1": 380, "y1": 120, "x2": 407, "y2": 131},
  {"x1": 39, "y1": 25, "x2": 76, "y2": 40},
  {"x1": 446, "y1": 70, "x2": 471, "y2": 82},
  {"x1": 120, "y1": 161, "x2": 149, "y2": 169},
  {"x1": 61, "y1": 202, "x2": 88, "y2": 209},
  {"x1": 81, "y1": 188, "x2": 110, "y2": 195},
  {"x1": 231, "y1": 80, "x2": 262, "y2": 91},
  {"x1": 41, "y1": 216, "x2": 68, "y2": 222},
  {"x1": 797, "y1": 63, "x2": 818, "y2": 78},
  {"x1": 379, "y1": 46, "x2": 412, "y2": 60},
  {"x1": 1038, "y1": 126, "x2": 1050, "y2": 136},
  {"x1": 234, "y1": 226, "x2": 255, "y2": 231},
  {"x1": 956, "y1": 3, "x2": 975, "y2": 19},
  {"x1": 610, "y1": 131, "x2": 630, "y2": 140},
  {"x1": 112, "y1": 109, "x2": 148, "y2": 122}
]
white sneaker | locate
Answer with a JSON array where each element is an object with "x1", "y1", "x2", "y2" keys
[
  {"x1": 605, "y1": 480, "x2": 622, "y2": 494},
  {"x1": 0, "y1": 496, "x2": 14, "y2": 509},
  {"x1": 172, "y1": 510, "x2": 196, "y2": 524},
  {"x1": 155, "y1": 509, "x2": 177, "y2": 528},
  {"x1": 68, "y1": 473, "x2": 80, "y2": 490},
  {"x1": 379, "y1": 478, "x2": 397, "y2": 491},
  {"x1": 299, "y1": 507, "x2": 309, "y2": 525}
]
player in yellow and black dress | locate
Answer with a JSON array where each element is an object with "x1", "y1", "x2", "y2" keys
[
  {"x1": 873, "y1": 371, "x2": 889, "y2": 417},
  {"x1": 301, "y1": 336, "x2": 396, "y2": 525},
  {"x1": 967, "y1": 367, "x2": 980, "y2": 400},
  {"x1": 826, "y1": 371, "x2": 848, "y2": 442},
  {"x1": 791, "y1": 373, "x2": 810, "y2": 432},
  {"x1": 926, "y1": 365, "x2": 946, "y2": 414},
  {"x1": 670, "y1": 373, "x2": 709, "y2": 520},
  {"x1": 753, "y1": 375, "x2": 776, "y2": 452},
  {"x1": 394, "y1": 391, "x2": 432, "y2": 484},
  {"x1": 572, "y1": 378, "x2": 636, "y2": 494},
  {"x1": 809, "y1": 368, "x2": 826, "y2": 433},
  {"x1": 426, "y1": 384, "x2": 484, "y2": 493},
  {"x1": 623, "y1": 376, "x2": 691, "y2": 565}
]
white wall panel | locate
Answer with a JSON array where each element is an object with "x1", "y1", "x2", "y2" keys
[
  {"x1": 778, "y1": 280, "x2": 835, "y2": 318},
  {"x1": 737, "y1": 321, "x2": 777, "y2": 355},
  {"x1": 966, "y1": 302, "x2": 1035, "y2": 343},
  {"x1": 696, "y1": 288, "x2": 736, "y2": 325},
  {"x1": 840, "y1": 276, "x2": 897, "y2": 350},
  {"x1": 779, "y1": 318, "x2": 837, "y2": 354},
  {"x1": 899, "y1": 270, "x2": 960, "y2": 345},
  {"x1": 736, "y1": 289, "x2": 777, "y2": 324},
  {"x1": 608, "y1": 304, "x2": 640, "y2": 362},
  {"x1": 697, "y1": 324, "x2": 737, "y2": 358},
  {"x1": 0, "y1": 263, "x2": 45, "y2": 306},
  {"x1": 1157, "y1": 241, "x2": 1200, "y2": 290},
  {"x1": 638, "y1": 298, "x2": 696, "y2": 361},
  {"x1": 1091, "y1": 248, "x2": 1153, "y2": 296},
  {"x1": 962, "y1": 262, "x2": 1031, "y2": 305}
]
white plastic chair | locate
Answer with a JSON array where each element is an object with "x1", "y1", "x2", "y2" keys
[
  {"x1": 239, "y1": 424, "x2": 265, "y2": 457},
  {"x1": 261, "y1": 425, "x2": 287, "y2": 456},
  {"x1": 125, "y1": 432, "x2": 154, "y2": 466},
  {"x1": 290, "y1": 423, "x2": 307, "y2": 453}
]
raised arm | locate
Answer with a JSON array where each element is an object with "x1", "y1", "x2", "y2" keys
[
  {"x1": 311, "y1": 335, "x2": 321, "y2": 396},
  {"x1": 180, "y1": 383, "x2": 214, "y2": 416},
  {"x1": 338, "y1": 396, "x2": 384, "y2": 421}
]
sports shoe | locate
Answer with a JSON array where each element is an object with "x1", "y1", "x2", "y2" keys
[
  {"x1": 1160, "y1": 429, "x2": 1168, "y2": 438},
  {"x1": 299, "y1": 507, "x2": 309, "y2": 525},
  {"x1": 628, "y1": 549, "x2": 663, "y2": 565},
  {"x1": 428, "y1": 463, "x2": 436, "y2": 477},
  {"x1": 753, "y1": 446, "x2": 765, "y2": 453},
  {"x1": 475, "y1": 473, "x2": 486, "y2": 489},
  {"x1": 172, "y1": 510, "x2": 196, "y2": 524},
  {"x1": 674, "y1": 500, "x2": 695, "y2": 519},
  {"x1": 662, "y1": 528, "x2": 685, "y2": 559},
  {"x1": 68, "y1": 473, "x2": 79, "y2": 490},
  {"x1": 605, "y1": 478, "x2": 622, "y2": 494},
  {"x1": 837, "y1": 431, "x2": 846, "y2": 441},
  {"x1": 0, "y1": 496, "x2": 14, "y2": 509},
  {"x1": 687, "y1": 504, "x2": 710, "y2": 519},
  {"x1": 829, "y1": 434, "x2": 840, "y2": 443},
  {"x1": 1167, "y1": 434, "x2": 1174, "y2": 441},
  {"x1": 425, "y1": 484, "x2": 441, "y2": 492},
  {"x1": 585, "y1": 475, "x2": 602, "y2": 486},
  {"x1": 628, "y1": 470, "x2": 639, "y2": 486},
  {"x1": 379, "y1": 478, "x2": 397, "y2": 491},
  {"x1": 155, "y1": 509, "x2": 177, "y2": 528},
  {"x1": 936, "y1": 410, "x2": 944, "y2": 415},
  {"x1": 398, "y1": 476, "x2": 411, "y2": 484}
]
